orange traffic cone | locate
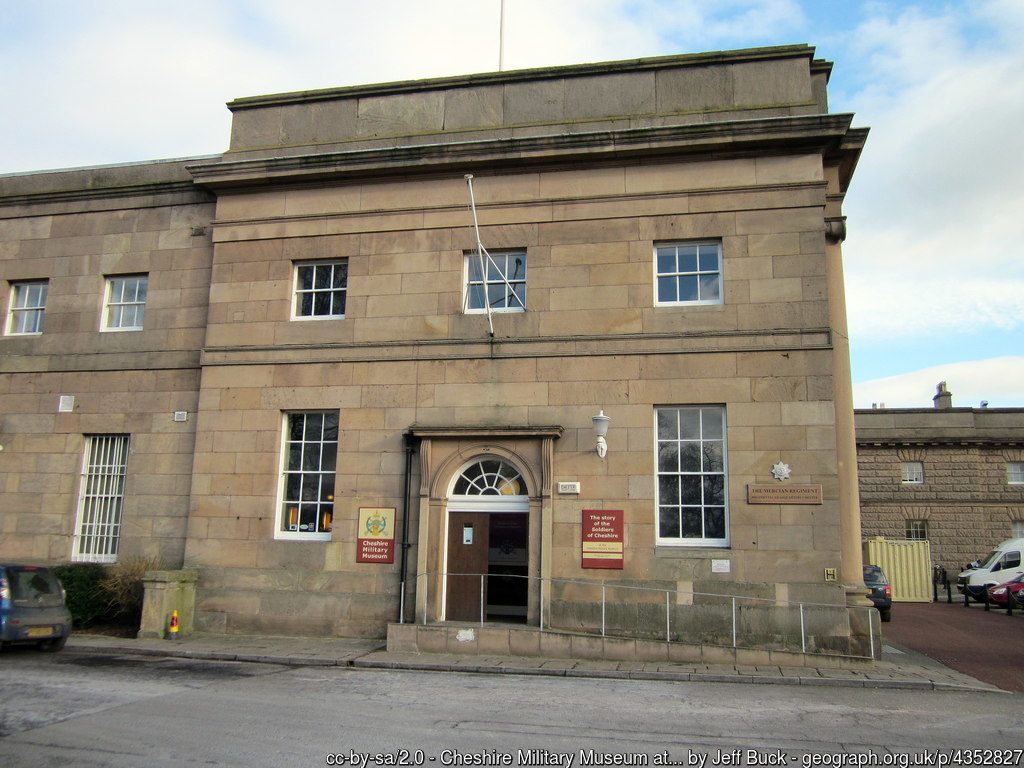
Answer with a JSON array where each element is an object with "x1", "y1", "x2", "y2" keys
[{"x1": 168, "y1": 610, "x2": 179, "y2": 639}]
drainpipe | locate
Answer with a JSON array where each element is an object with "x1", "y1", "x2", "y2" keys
[{"x1": 398, "y1": 430, "x2": 419, "y2": 623}]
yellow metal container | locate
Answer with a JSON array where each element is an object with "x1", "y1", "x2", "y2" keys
[{"x1": 863, "y1": 537, "x2": 933, "y2": 602}]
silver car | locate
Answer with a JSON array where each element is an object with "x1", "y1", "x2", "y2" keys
[{"x1": 0, "y1": 565, "x2": 72, "y2": 651}]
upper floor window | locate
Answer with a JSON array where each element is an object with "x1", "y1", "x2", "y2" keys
[
  {"x1": 464, "y1": 250, "x2": 526, "y2": 313},
  {"x1": 294, "y1": 260, "x2": 347, "y2": 319},
  {"x1": 6, "y1": 280, "x2": 48, "y2": 335},
  {"x1": 103, "y1": 274, "x2": 147, "y2": 331},
  {"x1": 278, "y1": 411, "x2": 338, "y2": 540},
  {"x1": 656, "y1": 405, "x2": 728, "y2": 547},
  {"x1": 1008, "y1": 462, "x2": 1024, "y2": 485},
  {"x1": 900, "y1": 461, "x2": 924, "y2": 484},
  {"x1": 655, "y1": 241, "x2": 722, "y2": 306},
  {"x1": 905, "y1": 519, "x2": 928, "y2": 540}
]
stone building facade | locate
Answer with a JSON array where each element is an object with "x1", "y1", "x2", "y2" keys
[
  {"x1": 856, "y1": 385, "x2": 1024, "y2": 575},
  {"x1": 1, "y1": 45, "x2": 872, "y2": 654}
]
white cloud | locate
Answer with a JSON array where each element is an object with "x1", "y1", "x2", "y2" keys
[
  {"x1": 854, "y1": 356, "x2": 1024, "y2": 409},
  {"x1": 841, "y1": 1, "x2": 1024, "y2": 343}
]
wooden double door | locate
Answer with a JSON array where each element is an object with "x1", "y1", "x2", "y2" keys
[{"x1": 446, "y1": 511, "x2": 529, "y2": 622}]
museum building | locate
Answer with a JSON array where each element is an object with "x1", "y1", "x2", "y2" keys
[{"x1": 0, "y1": 45, "x2": 873, "y2": 658}]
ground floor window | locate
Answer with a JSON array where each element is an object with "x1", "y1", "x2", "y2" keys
[
  {"x1": 655, "y1": 406, "x2": 728, "y2": 547},
  {"x1": 278, "y1": 411, "x2": 338, "y2": 540},
  {"x1": 72, "y1": 434, "x2": 130, "y2": 563}
]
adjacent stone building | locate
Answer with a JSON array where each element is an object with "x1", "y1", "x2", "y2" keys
[
  {"x1": 1, "y1": 45, "x2": 873, "y2": 656},
  {"x1": 856, "y1": 384, "x2": 1024, "y2": 575}
]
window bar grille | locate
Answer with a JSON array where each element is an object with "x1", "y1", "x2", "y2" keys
[{"x1": 74, "y1": 435, "x2": 128, "y2": 563}]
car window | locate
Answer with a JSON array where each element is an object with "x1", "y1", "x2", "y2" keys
[
  {"x1": 979, "y1": 549, "x2": 1002, "y2": 569},
  {"x1": 1001, "y1": 552, "x2": 1022, "y2": 570},
  {"x1": 9, "y1": 567, "x2": 64, "y2": 608},
  {"x1": 863, "y1": 565, "x2": 887, "y2": 583}
]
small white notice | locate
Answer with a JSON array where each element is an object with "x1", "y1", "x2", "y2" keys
[{"x1": 711, "y1": 559, "x2": 731, "y2": 573}]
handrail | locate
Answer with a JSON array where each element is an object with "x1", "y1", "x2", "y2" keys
[{"x1": 417, "y1": 570, "x2": 876, "y2": 659}]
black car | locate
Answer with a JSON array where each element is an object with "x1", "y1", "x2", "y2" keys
[
  {"x1": 0, "y1": 565, "x2": 72, "y2": 651},
  {"x1": 863, "y1": 564, "x2": 892, "y2": 622}
]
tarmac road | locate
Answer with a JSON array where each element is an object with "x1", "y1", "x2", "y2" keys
[
  {"x1": 880, "y1": 600, "x2": 1024, "y2": 692},
  {"x1": 0, "y1": 648, "x2": 1019, "y2": 768}
]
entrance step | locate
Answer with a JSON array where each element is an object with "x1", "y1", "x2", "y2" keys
[{"x1": 385, "y1": 622, "x2": 873, "y2": 669}]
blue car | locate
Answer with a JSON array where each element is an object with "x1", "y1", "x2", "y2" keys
[
  {"x1": 0, "y1": 565, "x2": 72, "y2": 652},
  {"x1": 863, "y1": 564, "x2": 892, "y2": 623}
]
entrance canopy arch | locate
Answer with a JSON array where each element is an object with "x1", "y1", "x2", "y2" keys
[{"x1": 409, "y1": 425, "x2": 562, "y2": 625}]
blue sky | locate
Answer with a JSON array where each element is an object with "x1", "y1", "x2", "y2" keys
[{"x1": 2, "y1": 0, "x2": 1021, "y2": 409}]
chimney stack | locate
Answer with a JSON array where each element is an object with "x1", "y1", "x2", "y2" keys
[{"x1": 933, "y1": 381, "x2": 953, "y2": 409}]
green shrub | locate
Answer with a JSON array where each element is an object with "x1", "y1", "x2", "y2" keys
[{"x1": 51, "y1": 563, "x2": 110, "y2": 627}]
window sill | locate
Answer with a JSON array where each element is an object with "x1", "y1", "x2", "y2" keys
[
  {"x1": 273, "y1": 532, "x2": 332, "y2": 542},
  {"x1": 653, "y1": 302, "x2": 724, "y2": 310},
  {"x1": 655, "y1": 545, "x2": 731, "y2": 558}
]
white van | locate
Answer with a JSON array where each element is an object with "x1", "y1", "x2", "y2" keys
[{"x1": 957, "y1": 538, "x2": 1024, "y2": 601}]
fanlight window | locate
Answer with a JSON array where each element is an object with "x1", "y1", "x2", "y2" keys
[{"x1": 453, "y1": 459, "x2": 525, "y2": 496}]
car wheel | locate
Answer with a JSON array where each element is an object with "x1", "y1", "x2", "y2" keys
[
  {"x1": 38, "y1": 634, "x2": 67, "y2": 653},
  {"x1": 880, "y1": 609, "x2": 891, "y2": 622}
]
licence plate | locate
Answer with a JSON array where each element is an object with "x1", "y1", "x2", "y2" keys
[{"x1": 26, "y1": 627, "x2": 54, "y2": 638}]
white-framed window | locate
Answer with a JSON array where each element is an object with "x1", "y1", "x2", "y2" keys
[
  {"x1": 655, "y1": 241, "x2": 722, "y2": 306},
  {"x1": 656, "y1": 406, "x2": 728, "y2": 547},
  {"x1": 900, "y1": 461, "x2": 924, "y2": 484},
  {"x1": 294, "y1": 260, "x2": 347, "y2": 319},
  {"x1": 1008, "y1": 462, "x2": 1024, "y2": 485},
  {"x1": 6, "y1": 280, "x2": 48, "y2": 335},
  {"x1": 103, "y1": 274, "x2": 147, "y2": 331},
  {"x1": 71, "y1": 434, "x2": 130, "y2": 563},
  {"x1": 464, "y1": 249, "x2": 526, "y2": 313},
  {"x1": 905, "y1": 519, "x2": 928, "y2": 540},
  {"x1": 1011, "y1": 521, "x2": 1024, "y2": 539},
  {"x1": 277, "y1": 411, "x2": 338, "y2": 540}
]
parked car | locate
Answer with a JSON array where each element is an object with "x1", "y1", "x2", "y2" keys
[
  {"x1": 957, "y1": 538, "x2": 1024, "y2": 602},
  {"x1": 986, "y1": 573, "x2": 1024, "y2": 608},
  {"x1": 0, "y1": 565, "x2": 72, "y2": 651},
  {"x1": 864, "y1": 564, "x2": 892, "y2": 622}
]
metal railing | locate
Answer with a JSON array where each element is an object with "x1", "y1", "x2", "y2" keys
[{"x1": 416, "y1": 571, "x2": 877, "y2": 659}]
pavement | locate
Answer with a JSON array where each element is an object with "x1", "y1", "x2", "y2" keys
[
  {"x1": 65, "y1": 625, "x2": 1006, "y2": 694},
  {"x1": 878, "y1": 599, "x2": 1024, "y2": 693}
]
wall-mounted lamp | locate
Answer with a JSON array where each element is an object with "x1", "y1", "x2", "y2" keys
[{"x1": 592, "y1": 410, "x2": 610, "y2": 458}]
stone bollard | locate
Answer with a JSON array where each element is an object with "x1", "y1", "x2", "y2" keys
[{"x1": 137, "y1": 570, "x2": 198, "y2": 639}]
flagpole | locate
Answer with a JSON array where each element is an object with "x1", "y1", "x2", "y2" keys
[
  {"x1": 465, "y1": 174, "x2": 495, "y2": 337},
  {"x1": 499, "y1": 0, "x2": 506, "y2": 71}
]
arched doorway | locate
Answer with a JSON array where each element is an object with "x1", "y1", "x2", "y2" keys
[{"x1": 445, "y1": 457, "x2": 530, "y2": 622}]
